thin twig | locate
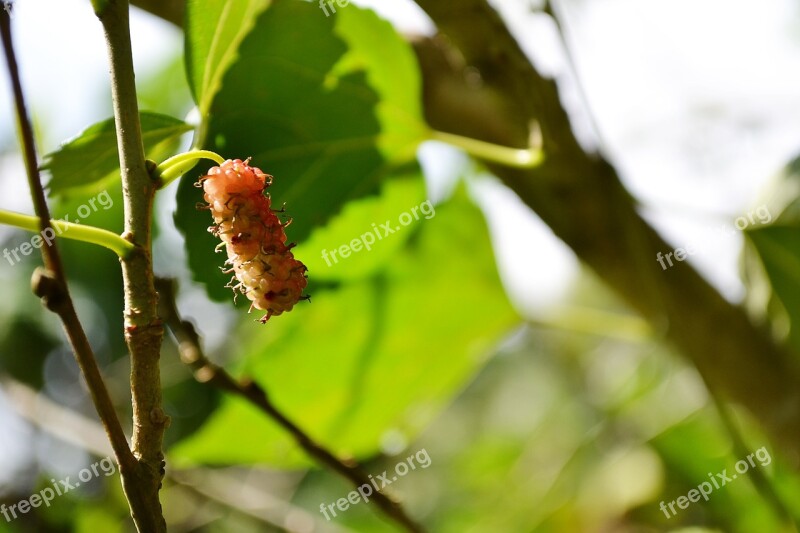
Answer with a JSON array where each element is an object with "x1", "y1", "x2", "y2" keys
[
  {"x1": 94, "y1": 0, "x2": 168, "y2": 529},
  {"x1": 0, "y1": 376, "x2": 348, "y2": 533},
  {"x1": 155, "y1": 278, "x2": 427, "y2": 533},
  {"x1": 0, "y1": 0, "x2": 138, "y2": 495},
  {"x1": 1, "y1": 8, "x2": 59, "y2": 275}
]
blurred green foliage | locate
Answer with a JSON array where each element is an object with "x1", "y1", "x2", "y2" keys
[{"x1": 2, "y1": 0, "x2": 800, "y2": 532}]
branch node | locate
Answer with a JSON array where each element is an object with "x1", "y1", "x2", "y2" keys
[
  {"x1": 149, "y1": 407, "x2": 171, "y2": 428},
  {"x1": 194, "y1": 365, "x2": 215, "y2": 383},
  {"x1": 179, "y1": 342, "x2": 201, "y2": 365},
  {"x1": 30, "y1": 267, "x2": 66, "y2": 312}
]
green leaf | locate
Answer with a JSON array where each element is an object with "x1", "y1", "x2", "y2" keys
[
  {"x1": 743, "y1": 155, "x2": 800, "y2": 355},
  {"x1": 331, "y1": 6, "x2": 428, "y2": 161},
  {"x1": 745, "y1": 226, "x2": 800, "y2": 352},
  {"x1": 178, "y1": 1, "x2": 428, "y2": 300},
  {"x1": 294, "y1": 172, "x2": 429, "y2": 282},
  {"x1": 184, "y1": 0, "x2": 270, "y2": 116},
  {"x1": 650, "y1": 410, "x2": 787, "y2": 531},
  {"x1": 41, "y1": 112, "x2": 192, "y2": 195},
  {"x1": 169, "y1": 186, "x2": 519, "y2": 466}
]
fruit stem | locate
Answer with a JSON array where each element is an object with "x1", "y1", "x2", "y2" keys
[
  {"x1": 0, "y1": 209, "x2": 135, "y2": 258},
  {"x1": 427, "y1": 129, "x2": 544, "y2": 169},
  {"x1": 154, "y1": 150, "x2": 225, "y2": 189}
]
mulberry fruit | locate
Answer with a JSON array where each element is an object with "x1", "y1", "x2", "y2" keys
[{"x1": 199, "y1": 159, "x2": 308, "y2": 323}]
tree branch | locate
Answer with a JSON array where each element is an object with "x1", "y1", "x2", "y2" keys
[
  {"x1": 95, "y1": 0, "x2": 167, "y2": 530},
  {"x1": 155, "y1": 278, "x2": 427, "y2": 533},
  {"x1": 411, "y1": 2, "x2": 800, "y2": 460},
  {"x1": 0, "y1": 0, "x2": 139, "y2": 506}
]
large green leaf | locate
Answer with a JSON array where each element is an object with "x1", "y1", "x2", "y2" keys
[
  {"x1": 41, "y1": 112, "x2": 192, "y2": 195},
  {"x1": 293, "y1": 172, "x2": 429, "y2": 282},
  {"x1": 184, "y1": 0, "x2": 270, "y2": 116},
  {"x1": 177, "y1": 1, "x2": 428, "y2": 300},
  {"x1": 169, "y1": 186, "x2": 518, "y2": 466},
  {"x1": 330, "y1": 6, "x2": 428, "y2": 161},
  {"x1": 194, "y1": 1, "x2": 426, "y2": 235}
]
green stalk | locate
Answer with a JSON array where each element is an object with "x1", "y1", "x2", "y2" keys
[
  {"x1": 97, "y1": 0, "x2": 169, "y2": 529},
  {"x1": 428, "y1": 129, "x2": 544, "y2": 168},
  {"x1": 0, "y1": 209, "x2": 134, "y2": 258},
  {"x1": 154, "y1": 150, "x2": 225, "y2": 189}
]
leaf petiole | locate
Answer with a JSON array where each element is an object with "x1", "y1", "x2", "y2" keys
[
  {"x1": 427, "y1": 129, "x2": 544, "y2": 169},
  {"x1": 154, "y1": 150, "x2": 225, "y2": 189},
  {"x1": 0, "y1": 209, "x2": 134, "y2": 258}
]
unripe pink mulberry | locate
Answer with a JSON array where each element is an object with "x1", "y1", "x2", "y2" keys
[{"x1": 198, "y1": 159, "x2": 308, "y2": 323}]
